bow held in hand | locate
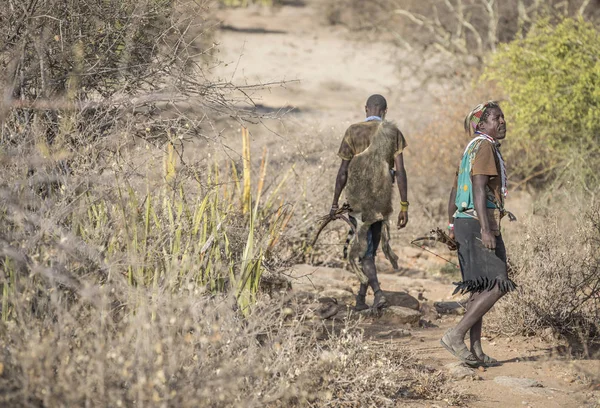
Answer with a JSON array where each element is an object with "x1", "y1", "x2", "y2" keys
[
  {"x1": 411, "y1": 228, "x2": 458, "y2": 252},
  {"x1": 410, "y1": 228, "x2": 459, "y2": 269},
  {"x1": 312, "y1": 203, "x2": 356, "y2": 246}
]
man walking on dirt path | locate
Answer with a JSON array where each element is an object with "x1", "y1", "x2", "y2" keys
[
  {"x1": 441, "y1": 101, "x2": 516, "y2": 367},
  {"x1": 330, "y1": 94, "x2": 409, "y2": 311}
]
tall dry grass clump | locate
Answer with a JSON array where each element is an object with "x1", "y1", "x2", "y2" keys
[
  {"x1": 0, "y1": 137, "x2": 466, "y2": 406},
  {"x1": 488, "y1": 200, "x2": 600, "y2": 353},
  {"x1": 0, "y1": 127, "x2": 291, "y2": 311}
]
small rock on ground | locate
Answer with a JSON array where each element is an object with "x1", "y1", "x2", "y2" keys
[
  {"x1": 494, "y1": 376, "x2": 543, "y2": 388},
  {"x1": 374, "y1": 328, "x2": 412, "y2": 339},
  {"x1": 445, "y1": 362, "x2": 481, "y2": 380},
  {"x1": 319, "y1": 288, "x2": 355, "y2": 305},
  {"x1": 379, "y1": 306, "x2": 421, "y2": 325},
  {"x1": 316, "y1": 303, "x2": 339, "y2": 319},
  {"x1": 382, "y1": 291, "x2": 420, "y2": 310},
  {"x1": 434, "y1": 301, "x2": 465, "y2": 315}
]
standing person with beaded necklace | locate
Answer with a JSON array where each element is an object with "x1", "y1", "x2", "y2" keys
[{"x1": 441, "y1": 101, "x2": 516, "y2": 367}]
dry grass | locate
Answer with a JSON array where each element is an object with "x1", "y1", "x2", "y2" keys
[
  {"x1": 488, "y1": 198, "x2": 600, "y2": 355},
  {"x1": 0, "y1": 130, "x2": 472, "y2": 406},
  {"x1": 1, "y1": 1, "x2": 597, "y2": 406},
  {"x1": 0, "y1": 284, "x2": 468, "y2": 407}
]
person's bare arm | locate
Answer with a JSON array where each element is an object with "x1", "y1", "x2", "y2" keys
[
  {"x1": 472, "y1": 174, "x2": 495, "y2": 249},
  {"x1": 331, "y1": 159, "x2": 350, "y2": 218},
  {"x1": 448, "y1": 186, "x2": 457, "y2": 223},
  {"x1": 394, "y1": 153, "x2": 408, "y2": 229},
  {"x1": 447, "y1": 186, "x2": 457, "y2": 239}
]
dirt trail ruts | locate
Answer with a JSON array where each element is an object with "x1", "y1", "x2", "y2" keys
[{"x1": 211, "y1": 2, "x2": 599, "y2": 407}]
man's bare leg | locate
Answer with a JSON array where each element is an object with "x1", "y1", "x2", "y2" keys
[
  {"x1": 467, "y1": 298, "x2": 499, "y2": 365},
  {"x1": 355, "y1": 222, "x2": 386, "y2": 310},
  {"x1": 355, "y1": 282, "x2": 369, "y2": 311},
  {"x1": 361, "y1": 258, "x2": 381, "y2": 291},
  {"x1": 361, "y1": 258, "x2": 386, "y2": 308},
  {"x1": 442, "y1": 286, "x2": 504, "y2": 364}
]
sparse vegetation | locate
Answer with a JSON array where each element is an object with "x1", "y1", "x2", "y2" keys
[
  {"x1": 489, "y1": 202, "x2": 600, "y2": 352},
  {"x1": 0, "y1": 285, "x2": 467, "y2": 406},
  {"x1": 320, "y1": 0, "x2": 600, "y2": 62},
  {"x1": 484, "y1": 17, "x2": 600, "y2": 190},
  {"x1": 1, "y1": 0, "x2": 599, "y2": 406}
]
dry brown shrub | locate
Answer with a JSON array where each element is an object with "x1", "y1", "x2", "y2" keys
[
  {"x1": 320, "y1": 0, "x2": 600, "y2": 62},
  {"x1": 488, "y1": 200, "x2": 600, "y2": 354},
  {"x1": 0, "y1": 251, "x2": 467, "y2": 406}
]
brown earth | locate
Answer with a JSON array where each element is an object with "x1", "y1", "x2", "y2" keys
[
  {"x1": 211, "y1": 1, "x2": 451, "y2": 128},
  {"x1": 211, "y1": 2, "x2": 600, "y2": 407},
  {"x1": 289, "y1": 256, "x2": 599, "y2": 408}
]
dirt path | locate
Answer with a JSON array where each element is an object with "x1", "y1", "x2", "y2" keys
[
  {"x1": 211, "y1": 1, "x2": 444, "y2": 130},
  {"x1": 211, "y1": 2, "x2": 599, "y2": 406},
  {"x1": 408, "y1": 317, "x2": 593, "y2": 408},
  {"x1": 290, "y1": 258, "x2": 597, "y2": 408}
]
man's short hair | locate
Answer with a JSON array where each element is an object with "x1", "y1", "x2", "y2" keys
[{"x1": 366, "y1": 94, "x2": 387, "y2": 111}]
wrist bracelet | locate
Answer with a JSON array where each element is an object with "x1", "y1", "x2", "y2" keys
[{"x1": 447, "y1": 223, "x2": 454, "y2": 230}]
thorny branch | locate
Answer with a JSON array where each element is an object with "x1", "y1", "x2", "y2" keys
[{"x1": 0, "y1": 0, "x2": 292, "y2": 150}]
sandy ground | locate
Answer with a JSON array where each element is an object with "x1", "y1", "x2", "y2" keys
[
  {"x1": 290, "y1": 258, "x2": 600, "y2": 408},
  {"x1": 209, "y1": 1, "x2": 457, "y2": 132},
  {"x1": 209, "y1": 2, "x2": 600, "y2": 406}
]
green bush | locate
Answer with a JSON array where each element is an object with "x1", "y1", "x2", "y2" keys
[{"x1": 483, "y1": 17, "x2": 600, "y2": 189}]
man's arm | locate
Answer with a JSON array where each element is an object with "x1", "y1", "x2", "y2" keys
[
  {"x1": 472, "y1": 174, "x2": 495, "y2": 249},
  {"x1": 330, "y1": 159, "x2": 350, "y2": 217},
  {"x1": 447, "y1": 186, "x2": 457, "y2": 239},
  {"x1": 394, "y1": 153, "x2": 408, "y2": 229},
  {"x1": 448, "y1": 186, "x2": 457, "y2": 223}
]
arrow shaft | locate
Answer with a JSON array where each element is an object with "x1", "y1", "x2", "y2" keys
[{"x1": 411, "y1": 242, "x2": 460, "y2": 269}]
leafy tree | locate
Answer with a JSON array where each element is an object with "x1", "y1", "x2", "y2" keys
[{"x1": 484, "y1": 17, "x2": 600, "y2": 190}]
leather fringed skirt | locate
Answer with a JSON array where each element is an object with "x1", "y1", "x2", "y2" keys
[{"x1": 453, "y1": 218, "x2": 516, "y2": 295}]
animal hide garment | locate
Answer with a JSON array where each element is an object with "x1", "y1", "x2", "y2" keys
[{"x1": 344, "y1": 121, "x2": 400, "y2": 281}]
